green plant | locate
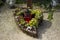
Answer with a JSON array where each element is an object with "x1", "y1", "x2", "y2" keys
[
  {"x1": 15, "y1": 0, "x2": 26, "y2": 4},
  {"x1": 0, "y1": 0, "x2": 4, "y2": 7},
  {"x1": 0, "y1": 0, "x2": 3, "y2": 5},
  {"x1": 47, "y1": 10, "x2": 54, "y2": 21},
  {"x1": 31, "y1": 0, "x2": 54, "y2": 21}
]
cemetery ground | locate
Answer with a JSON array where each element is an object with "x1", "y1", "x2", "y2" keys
[{"x1": 0, "y1": 5, "x2": 60, "y2": 40}]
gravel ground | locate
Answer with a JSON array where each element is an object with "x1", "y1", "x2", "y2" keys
[{"x1": 0, "y1": 5, "x2": 60, "y2": 40}]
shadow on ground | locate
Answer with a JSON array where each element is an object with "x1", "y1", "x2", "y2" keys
[{"x1": 37, "y1": 20, "x2": 52, "y2": 39}]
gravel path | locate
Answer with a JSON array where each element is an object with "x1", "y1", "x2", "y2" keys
[
  {"x1": 0, "y1": 6, "x2": 60, "y2": 40},
  {"x1": 38, "y1": 12, "x2": 60, "y2": 40}
]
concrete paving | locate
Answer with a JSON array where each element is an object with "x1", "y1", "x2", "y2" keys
[{"x1": 0, "y1": 6, "x2": 60, "y2": 40}]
